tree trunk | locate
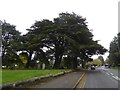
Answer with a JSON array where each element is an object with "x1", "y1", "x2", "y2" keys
[
  {"x1": 25, "y1": 51, "x2": 33, "y2": 68},
  {"x1": 72, "y1": 57, "x2": 78, "y2": 69},
  {"x1": 45, "y1": 60, "x2": 50, "y2": 69},
  {"x1": 39, "y1": 49, "x2": 50, "y2": 69},
  {"x1": 53, "y1": 48, "x2": 64, "y2": 69},
  {"x1": 82, "y1": 60, "x2": 85, "y2": 69},
  {"x1": 70, "y1": 56, "x2": 77, "y2": 69},
  {"x1": 53, "y1": 59, "x2": 61, "y2": 69},
  {"x1": 53, "y1": 37, "x2": 65, "y2": 69}
]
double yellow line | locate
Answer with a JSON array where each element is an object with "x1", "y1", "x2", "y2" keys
[
  {"x1": 79, "y1": 73, "x2": 87, "y2": 88},
  {"x1": 73, "y1": 72, "x2": 87, "y2": 90}
]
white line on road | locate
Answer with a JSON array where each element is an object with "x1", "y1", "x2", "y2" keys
[
  {"x1": 106, "y1": 73, "x2": 110, "y2": 75},
  {"x1": 112, "y1": 76, "x2": 116, "y2": 79},
  {"x1": 110, "y1": 73, "x2": 113, "y2": 76},
  {"x1": 112, "y1": 76, "x2": 120, "y2": 81}
]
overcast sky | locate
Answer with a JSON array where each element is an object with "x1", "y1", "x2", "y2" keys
[{"x1": 0, "y1": 0, "x2": 119, "y2": 59}]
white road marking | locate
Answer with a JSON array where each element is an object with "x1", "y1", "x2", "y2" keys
[
  {"x1": 106, "y1": 73, "x2": 110, "y2": 75},
  {"x1": 112, "y1": 76, "x2": 115, "y2": 78},
  {"x1": 112, "y1": 76, "x2": 120, "y2": 81},
  {"x1": 101, "y1": 69, "x2": 120, "y2": 82},
  {"x1": 110, "y1": 73, "x2": 113, "y2": 76}
]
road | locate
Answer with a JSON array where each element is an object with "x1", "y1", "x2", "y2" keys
[
  {"x1": 75, "y1": 67, "x2": 119, "y2": 90},
  {"x1": 29, "y1": 71, "x2": 84, "y2": 88},
  {"x1": 84, "y1": 69, "x2": 118, "y2": 88},
  {"x1": 28, "y1": 67, "x2": 119, "y2": 89}
]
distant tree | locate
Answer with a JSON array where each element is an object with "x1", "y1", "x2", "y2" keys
[
  {"x1": 118, "y1": 32, "x2": 120, "y2": 49},
  {"x1": 92, "y1": 59, "x2": 102, "y2": 66},
  {"x1": 98, "y1": 56, "x2": 104, "y2": 66},
  {"x1": 0, "y1": 20, "x2": 2, "y2": 68},
  {"x1": 105, "y1": 57, "x2": 110, "y2": 64},
  {"x1": 109, "y1": 36, "x2": 120, "y2": 66}
]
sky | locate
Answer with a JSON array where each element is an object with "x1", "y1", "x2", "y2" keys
[{"x1": 0, "y1": 0, "x2": 119, "y2": 59}]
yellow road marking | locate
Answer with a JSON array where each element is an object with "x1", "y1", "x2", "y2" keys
[
  {"x1": 75, "y1": 72, "x2": 87, "y2": 89},
  {"x1": 73, "y1": 72, "x2": 85, "y2": 88},
  {"x1": 81, "y1": 73, "x2": 87, "y2": 88}
]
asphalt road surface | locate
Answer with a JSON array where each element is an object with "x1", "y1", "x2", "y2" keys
[
  {"x1": 84, "y1": 70, "x2": 118, "y2": 88},
  {"x1": 29, "y1": 71, "x2": 84, "y2": 88},
  {"x1": 84, "y1": 67, "x2": 119, "y2": 89},
  {"x1": 28, "y1": 67, "x2": 119, "y2": 89}
]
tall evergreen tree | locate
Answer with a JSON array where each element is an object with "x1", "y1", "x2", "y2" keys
[
  {"x1": 109, "y1": 35, "x2": 120, "y2": 66},
  {"x1": 2, "y1": 21, "x2": 21, "y2": 68},
  {"x1": 27, "y1": 12, "x2": 107, "y2": 69}
]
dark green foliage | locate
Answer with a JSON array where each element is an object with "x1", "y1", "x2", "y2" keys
[
  {"x1": 2, "y1": 21, "x2": 21, "y2": 68},
  {"x1": 1, "y1": 12, "x2": 107, "y2": 69},
  {"x1": 109, "y1": 34, "x2": 120, "y2": 66},
  {"x1": 98, "y1": 56, "x2": 104, "y2": 66},
  {"x1": 27, "y1": 12, "x2": 107, "y2": 69}
]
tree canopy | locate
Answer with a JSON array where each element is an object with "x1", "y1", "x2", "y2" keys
[
  {"x1": 1, "y1": 12, "x2": 107, "y2": 69},
  {"x1": 2, "y1": 21, "x2": 21, "y2": 68},
  {"x1": 109, "y1": 33, "x2": 120, "y2": 66}
]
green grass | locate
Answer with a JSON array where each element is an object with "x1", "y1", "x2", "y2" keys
[
  {"x1": 111, "y1": 67, "x2": 120, "y2": 70},
  {"x1": 0, "y1": 70, "x2": 2, "y2": 85},
  {"x1": 1, "y1": 69, "x2": 68, "y2": 84}
]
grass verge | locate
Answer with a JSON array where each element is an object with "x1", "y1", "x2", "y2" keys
[
  {"x1": 1, "y1": 69, "x2": 68, "y2": 84},
  {"x1": 111, "y1": 67, "x2": 120, "y2": 70}
]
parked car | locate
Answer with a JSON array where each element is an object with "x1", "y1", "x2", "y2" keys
[
  {"x1": 91, "y1": 65, "x2": 95, "y2": 70},
  {"x1": 105, "y1": 64, "x2": 110, "y2": 68}
]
